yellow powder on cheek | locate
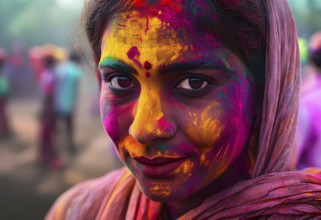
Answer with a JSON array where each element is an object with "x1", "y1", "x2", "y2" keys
[
  {"x1": 186, "y1": 103, "x2": 224, "y2": 166},
  {"x1": 119, "y1": 136, "x2": 147, "y2": 158},
  {"x1": 172, "y1": 159, "x2": 194, "y2": 180}
]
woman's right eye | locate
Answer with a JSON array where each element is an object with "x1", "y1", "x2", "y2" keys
[
  {"x1": 103, "y1": 75, "x2": 135, "y2": 91},
  {"x1": 107, "y1": 75, "x2": 135, "y2": 90}
]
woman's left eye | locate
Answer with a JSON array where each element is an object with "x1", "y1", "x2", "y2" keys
[{"x1": 176, "y1": 77, "x2": 209, "y2": 90}]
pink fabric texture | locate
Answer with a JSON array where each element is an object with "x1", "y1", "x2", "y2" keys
[{"x1": 46, "y1": 1, "x2": 321, "y2": 219}]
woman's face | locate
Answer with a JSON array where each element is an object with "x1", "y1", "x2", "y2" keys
[{"x1": 99, "y1": 8, "x2": 255, "y2": 202}]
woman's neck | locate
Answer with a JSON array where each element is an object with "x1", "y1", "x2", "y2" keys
[{"x1": 164, "y1": 152, "x2": 252, "y2": 219}]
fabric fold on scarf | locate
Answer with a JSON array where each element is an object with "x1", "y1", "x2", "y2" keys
[{"x1": 253, "y1": 0, "x2": 300, "y2": 176}]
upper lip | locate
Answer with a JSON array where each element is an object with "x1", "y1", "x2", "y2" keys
[{"x1": 133, "y1": 156, "x2": 187, "y2": 166}]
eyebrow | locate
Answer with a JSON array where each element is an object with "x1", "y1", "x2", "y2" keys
[
  {"x1": 159, "y1": 60, "x2": 230, "y2": 74},
  {"x1": 99, "y1": 57, "x2": 137, "y2": 74}
]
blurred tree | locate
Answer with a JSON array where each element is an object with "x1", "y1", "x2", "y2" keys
[
  {"x1": 0, "y1": 0, "x2": 83, "y2": 51},
  {"x1": 289, "y1": 0, "x2": 321, "y2": 39}
]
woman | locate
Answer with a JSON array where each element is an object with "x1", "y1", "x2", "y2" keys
[
  {"x1": 47, "y1": 0, "x2": 321, "y2": 219},
  {"x1": 38, "y1": 51, "x2": 62, "y2": 169}
]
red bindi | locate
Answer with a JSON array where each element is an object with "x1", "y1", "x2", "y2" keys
[
  {"x1": 143, "y1": 61, "x2": 152, "y2": 70},
  {"x1": 144, "y1": 71, "x2": 151, "y2": 77}
]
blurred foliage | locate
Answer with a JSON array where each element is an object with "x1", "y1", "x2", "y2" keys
[
  {"x1": 299, "y1": 38, "x2": 309, "y2": 64},
  {"x1": 0, "y1": 0, "x2": 83, "y2": 51},
  {"x1": 289, "y1": 0, "x2": 321, "y2": 39}
]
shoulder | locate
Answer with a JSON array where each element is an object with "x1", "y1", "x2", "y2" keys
[{"x1": 45, "y1": 167, "x2": 129, "y2": 220}]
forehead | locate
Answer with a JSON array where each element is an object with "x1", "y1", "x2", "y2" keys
[{"x1": 100, "y1": 9, "x2": 225, "y2": 68}]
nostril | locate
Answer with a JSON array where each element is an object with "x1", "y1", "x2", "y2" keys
[{"x1": 129, "y1": 116, "x2": 176, "y2": 144}]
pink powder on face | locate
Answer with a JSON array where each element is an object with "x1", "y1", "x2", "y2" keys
[
  {"x1": 102, "y1": 106, "x2": 121, "y2": 143},
  {"x1": 127, "y1": 46, "x2": 142, "y2": 68},
  {"x1": 157, "y1": 116, "x2": 175, "y2": 135}
]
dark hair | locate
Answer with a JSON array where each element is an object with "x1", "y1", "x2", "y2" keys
[
  {"x1": 69, "y1": 50, "x2": 83, "y2": 64},
  {"x1": 42, "y1": 55, "x2": 56, "y2": 69},
  {"x1": 82, "y1": 0, "x2": 267, "y2": 90}
]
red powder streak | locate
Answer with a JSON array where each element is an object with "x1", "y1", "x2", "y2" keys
[
  {"x1": 133, "y1": 0, "x2": 145, "y2": 7},
  {"x1": 143, "y1": 61, "x2": 152, "y2": 70},
  {"x1": 144, "y1": 18, "x2": 150, "y2": 34},
  {"x1": 133, "y1": 0, "x2": 182, "y2": 13},
  {"x1": 144, "y1": 71, "x2": 151, "y2": 77},
  {"x1": 160, "y1": 0, "x2": 182, "y2": 12}
]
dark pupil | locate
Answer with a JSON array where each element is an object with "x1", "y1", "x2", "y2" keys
[
  {"x1": 188, "y1": 78, "x2": 204, "y2": 89},
  {"x1": 118, "y1": 77, "x2": 131, "y2": 88}
]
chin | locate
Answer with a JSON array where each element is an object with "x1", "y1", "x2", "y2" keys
[
  {"x1": 136, "y1": 179, "x2": 184, "y2": 202},
  {"x1": 144, "y1": 190, "x2": 183, "y2": 202}
]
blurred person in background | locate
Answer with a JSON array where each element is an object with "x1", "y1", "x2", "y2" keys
[
  {"x1": 38, "y1": 46, "x2": 62, "y2": 170},
  {"x1": 0, "y1": 48, "x2": 12, "y2": 138},
  {"x1": 54, "y1": 50, "x2": 83, "y2": 154},
  {"x1": 28, "y1": 46, "x2": 47, "y2": 82},
  {"x1": 297, "y1": 31, "x2": 321, "y2": 169}
]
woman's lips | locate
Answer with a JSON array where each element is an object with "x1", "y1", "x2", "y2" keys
[{"x1": 133, "y1": 156, "x2": 188, "y2": 178}]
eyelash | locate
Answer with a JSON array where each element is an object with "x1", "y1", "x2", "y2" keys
[{"x1": 102, "y1": 73, "x2": 214, "y2": 98}]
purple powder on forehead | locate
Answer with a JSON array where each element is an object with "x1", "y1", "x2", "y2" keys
[
  {"x1": 127, "y1": 46, "x2": 140, "y2": 59},
  {"x1": 127, "y1": 46, "x2": 143, "y2": 68}
]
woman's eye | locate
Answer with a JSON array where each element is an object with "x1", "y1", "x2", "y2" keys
[
  {"x1": 109, "y1": 76, "x2": 134, "y2": 90},
  {"x1": 176, "y1": 77, "x2": 208, "y2": 90}
]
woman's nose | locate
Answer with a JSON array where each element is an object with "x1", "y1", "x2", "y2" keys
[{"x1": 129, "y1": 91, "x2": 176, "y2": 145}]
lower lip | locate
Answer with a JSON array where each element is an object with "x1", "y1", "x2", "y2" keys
[{"x1": 138, "y1": 159, "x2": 187, "y2": 179}]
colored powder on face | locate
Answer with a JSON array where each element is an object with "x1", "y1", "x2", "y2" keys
[
  {"x1": 144, "y1": 71, "x2": 151, "y2": 77},
  {"x1": 159, "y1": 0, "x2": 182, "y2": 12},
  {"x1": 157, "y1": 116, "x2": 175, "y2": 134},
  {"x1": 218, "y1": 91, "x2": 227, "y2": 99},
  {"x1": 127, "y1": 46, "x2": 143, "y2": 68},
  {"x1": 144, "y1": 17, "x2": 150, "y2": 34},
  {"x1": 127, "y1": 46, "x2": 140, "y2": 59},
  {"x1": 143, "y1": 61, "x2": 152, "y2": 69},
  {"x1": 133, "y1": 0, "x2": 146, "y2": 7}
]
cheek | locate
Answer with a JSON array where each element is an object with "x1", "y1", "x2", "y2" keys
[
  {"x1": 186, "y1": 102, "x2": 224, "y2": 149},
  {"x1": 183, "y1": 84, "x2": 252, "y2": 168},
  {"x1": 100, "y1": 94, "x2": 135, "y2": 145},
  {"x1": 100, "y1": 98, "x2": 120, "y2": 143},
  {"x1": 185, "y1": 102, "x2": 225, "y2": 166}
]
